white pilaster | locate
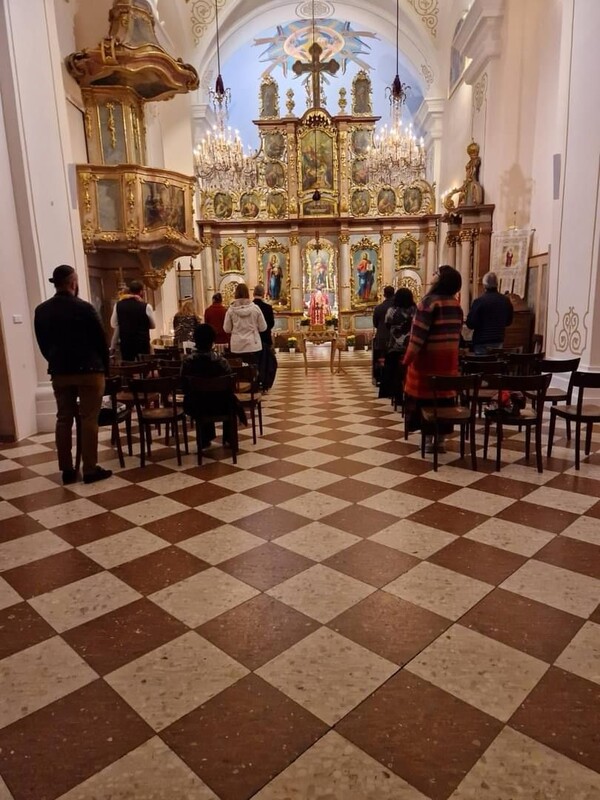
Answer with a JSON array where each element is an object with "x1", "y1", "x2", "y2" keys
[
  {"x1": 339, "y1": 234, "x2": 351, "y2": 312},
  {"x1": 289, "y1": 234, "x2": 303, "y2": 313}
]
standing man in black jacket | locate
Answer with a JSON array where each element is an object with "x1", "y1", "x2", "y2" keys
[
  {"x1": 111, "y1": 279, "x2": 156, "y2": 361},
  {"x1": 253, "y1": 284, "x2": 276, "y2": 389},
  {"x1": 372, "y1": 285, "x2": 395, "y2": 381},
  {"x1": 34, "y1": 265, "x2": 112, "y2": 485},
  {"x1": 466, "y1": 271, "x2": 514, "y2": 354}
]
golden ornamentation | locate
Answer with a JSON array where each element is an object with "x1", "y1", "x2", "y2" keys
[
  {"x1": 100, "y1": 233, "x2": 118, "y2": 242},
  {"x1": 557, "y1": 307, "x2": 582, "y2": 353},
  {"x1": 407, "y1": 0, "x2": 439, "y2": 38},
  {"x1": 130, "y1": 106, "x2": 141, "y2": 161},
  {"x1": 143, "y1": 268, "x2": 168, "y2": 290},
  {"x1": 84, "y1": 108, "x2": 93, "y2": 141},
  {"x1": 246, "y1": 237, "x2": 258, "y2": 248},
  {"x1": 259, "y1": 76, "x2": 280, "y2": 119},
  {"x1": 289, "y1": 234, "x2": 299, "y2": 246},
  {"x1": 221, "y1": 278, "x2": 242, "y2": 306},
  {"x1": 380, "y1": 232, "x2": 393, "y2": 244},
  {"x1": 395, "y1": 234, "x2": 420, "y2": 269},
  {"x1": 444, "y1": 142, "x2": 484, "y2": 209},
  {"x1": 426, "y1": 229, "x2": 437, "y2": 243},
  {"x1": 338, "y1": 233, "x2": 350, "y2": 244},
  {"x1": 351, "y1": 70, "x2": 373, "y2": 116},
  {"x1": 349, "y1": 236, "x2": 381, "y2": 309},
  {"x1": 446, "y1": 233, "x2": 458, "y2": 247},
  {"x1": 105, "y1": 102, "x2": 117, "y2": 149},
  {"x1": 259, "y1": 237, "x2": 291, "y2": 310},
  {"x1": 459, "y1": 229, "x2": 473, "y2": 243},
  {"x1": 218, "y1": 237, "x2": 245, "y2": 274},
  {"x1": 81, "y1": 222, "x2": 96, "y2": 253},
  {"x1": 286, "y1": 88, "x2": 295, "y2": 116},
  {"x1": 396, "y1": 271, "x2": 423, "y2": 301},
  {"x1": 338, "y1": 87, "x2": 347, "y2": 113}
]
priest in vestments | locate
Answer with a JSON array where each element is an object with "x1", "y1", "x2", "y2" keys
[{"x1": 309, "y1": 288, "x2": 331, "y2": 325}]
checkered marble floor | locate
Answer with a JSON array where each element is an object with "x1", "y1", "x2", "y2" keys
[{"x1": 1, "y1": 364, "x2": 599, "y2": 800}]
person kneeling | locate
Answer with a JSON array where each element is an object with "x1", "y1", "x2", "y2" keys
[{"x1": 181, "y1": 324, "x2": 246, "y2": 447}]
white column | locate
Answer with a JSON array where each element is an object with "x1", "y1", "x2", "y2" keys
[
  {"x1": 459, "y1": 230, "x2": 472, "y2": 316},
  {"x1": 380, "y1": 232, "x2": 394, "y2": 290},
  {"x1": 339, "y1": 233, "x2": 351, "y2": 312},
  {"x1": 202, "y1": 234, "x2": 216, "y2": 305},
  {"x1": 246, "y1": 234, "x2": 259, "y2": 289},
  {"x1": 289, "y1": 233, "x2": 303, "y2": 312},
  {"x1": 0, "y1": 0, "x2": 87, "y2": 436},
  {"x1": 425, "y1": 229, "x2": 438, "y2": 288}
]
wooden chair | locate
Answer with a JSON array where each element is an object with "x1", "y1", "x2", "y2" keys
[
  {"x1": 528, "y1": 357, "x2": 581, "y2": 438},
  {"x1": 75, "y1": 377, "x2": 133, "y2": 470},
  {"x1": 506, "y1": 351, "x2": 545, "y2": 376},
  {"x1": 420, "y1": 374, "x2": 482, "y2": 472},
  {"x1": 483, "y1": 373, "x2": 552, "y2": 473},
  {"x1": 547, "y1": 371, "x2": 600, "y2": 470},
  {"x1": 130, "y1": 377, "x2": 188, "y2": 467},
  {"x1": 532, "y1": 333, "x2": 544, "y2": 354},
  {"x1": 234, "y1": 364, "x2": 263, "y2": 445},
  {"x1": 153, "y1": 347, "x2": 180, "y2": 361},
  {"x1": 461, "y1": 358, "x2": 507, "y2": 417},
  {"x1": 184, "y1": 375, "x2": 239, "y2": 465}
]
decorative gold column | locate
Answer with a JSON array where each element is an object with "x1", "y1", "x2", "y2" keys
[
  {"x1": 425, "y1": 229, "x2": 438, "y2": 288},
  {"x1": 246, "y1": 234, "x2": 259, "y2": 288},
  {"x1": 289, "y1": 232, "x2": 303, "y2": 312},
  {"x1": 338, "y1": 232, "x2": 351, "y2": 312},
  {"x1": 459, "y1": 229, "x2": 473, "y2": 316},
  {"x1": 380, "y1": 230, "x2": 393, "y2": 289},
  {"x1": 445, "y1": 232, "x2": 458, "y2": 269}
]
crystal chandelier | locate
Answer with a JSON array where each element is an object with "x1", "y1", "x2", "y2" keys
[
  {"x1": 194, "y1": 0, "x2": 257, "y2": 193},
  {"x1": 367, "y1": 0, "x2": 427, "y2": 185}
]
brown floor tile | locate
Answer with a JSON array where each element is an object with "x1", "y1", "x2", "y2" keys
[
  {"x1": 318, "y1": 442, "x2": 364, "y2": 457},
  {"x1": 383, "y1": 456, "x2": 433, "y2": 476},
  {"x1": 496, "y1": 501, "x2": 579, "y2": 534},
  {"x1": 10, "y1": 486, "x2": 76, "y2": 513},
  {"x1": 0, "y1": 680, "x2": 152, "y2": 800},
  {"x1": 111, "y1": 546, "x2": 210, "y2": 594},
  {"x1": 0, "y1": 514, "x2": 44, "y2": 544},
  {"x1": 322, "y1": 505, "x2": 399, "y2": 537},
  {"x1": 461, "y1": 588, "x2": 585, "y2": 662},
  {"x1": 369, "y1": 428, "x2": 402, "y2": 441},
  {"x1": 510, "y1": 667, "x2": 600, "y2": 773},
  {"x1": 234, "y1": 506, "x2": 311, "y2": 540},
  {"x1": 2, "y1": 548, "x2": 103, "y2": 599},
  {"x1": 337, "y1": 670, "x2": 503, "y2": 800},
  {"x1": 590, "y1": 603, "x2": 600, "y2": 623},
  {"x1": 198, "y1": 594, "x2": 319, "y2": 670},
  {"x1": 0, "y1": 467, "x2": 38, "y2": 486},
  {"x1": 585, "y1": 500, "x2": 600, "y2": 520},
  {"x1": 516, "y1": 455, "x2": 574, "y2": 473},
  {"x1": 408, "y1": 502, "x2": 488, "y2": 535},
  {"x1": 468, "y1": 474, "x2": 536, "y2": 500},
  {"x1": 535, "y1": 536, "x2": 600, "y2": 580},
  {"x1": 324, "y1": 540, "x2": 419, "y2": 587},
  {"x1": 13, "y1": 450, "x2": 56, "y2": 466},
  {"x1": 219, "y1": 542, "x2": 314, "y2": 591},
  {"x1": 318, "y1": 429, "x2": 356, "y2": 442},
  {"x1": 0, "y1": 602, "x2": 55, "y2": 659},
  {"x1": 63, "y1": 598, "x2": 187, "y2": 675},
  {"x1": 243, "y1": 480, "x2": 309, "y2": 505},
  {"x1": 167, "y1": 482, "x2": 233, "y2": 507},
  {"x1": 144, "y1": 508, "x2": 222, "y2": 542},
  {"x1": 330, "y1": 591, "x2": 450, "y2": 665},
  {"x1": 118, "y1": 463, "x2": 173, "y2": 483},
  {"x1": 318, "y1": 458, "x2": 375, "y2": 477},
  {"x1": 263, "y1": 431, "x2": 304, "y2": 445},
  {"x1": 546, "y1": 472, "x2": 600, "y2": 497},
  {"x1": 373, "y1": 440, "x2": 420, "y2": 456},
  {"x1": 162, "y1": 674, "x2": 327, "y2": 800},
  {"x1": 91, "y1": 485, "x2": 158, "y2": 511},
  {"x1": 183, "y1": 462, "x2": 241, "y2": 480},
  {"x1": 259, "y1": 443, "x2": 305, "y2": 459},
  {"x1": 398, "y1": 476, "x2": 459, "y2": 501},
  {"x1": 320, "y1": 478, "x2": 385, "y2": 503},
  {"x1": 252, "y1": 460, "x2": 306, "y2": 479},
  {"x1": 52, "y1": 511, "x2": 133, "y2": 545},
  {"x1": 429, "y1": 538, "x2": 526, "y2": 584}
]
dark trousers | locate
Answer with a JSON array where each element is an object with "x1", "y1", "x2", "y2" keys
[{"x1": 52, "y1": 373, "x2": 105, "y2": 474}]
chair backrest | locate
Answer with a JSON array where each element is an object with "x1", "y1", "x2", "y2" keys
[
  {"x1": 539, "y1": 357, "x2": 581, "y2": 374},
  {"x1": 506, "y1": 352, "x2": 545, "y2": 376},
  {"x1": 532, "y1": 333, "x2": 544, "y2": 354},
  {"x1": 485, "y1": 372, "x2": 552, "y2": 419},
  {"x1": 462, "y1": 359, "x2": 507, "y2": 376},
  {"x1": 130, "y1": 376, "x2": 177, "y2": 412},
  {"x1": 431, "y1": 374, "x2": 482, "y2": 415},
  {"x1": 153, "y1": 347, "x2": 180, "y2": 360},
  {"x1": 103, "y1": 376, "x2": 121, "y2": 397},
  {"x1": 233, "y1": 364, "x2": 259, "y2": 394},
  {"x1": 572, "y1": 371, "x2": 600, "y2": 412},
  {"x1": 158, "y1": 365, "x2": 181, "y2": 379},
  {"x1": 185, "y1": 375, "x2": 235, "y2": 394}
]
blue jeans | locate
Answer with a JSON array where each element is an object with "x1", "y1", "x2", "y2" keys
[{"x1": 473, "y1": 342, "x2": 503, "y2": 355}]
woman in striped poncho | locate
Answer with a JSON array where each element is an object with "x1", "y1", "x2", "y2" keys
[{"x1": 403, "y1": 266, "x2": 464, "y2": 453}]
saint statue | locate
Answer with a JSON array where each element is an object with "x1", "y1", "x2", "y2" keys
[
  {"x1": 309, "y1": 288, "x2": 331, "y2": 326},
  {"x1": 458, "y1": 142, "x2": 483, "y2": 206}
]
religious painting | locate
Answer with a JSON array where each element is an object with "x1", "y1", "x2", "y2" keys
[
  {"x1": 219, "y1": 239, "x2": 245, "y2": 274},
  {"x1": 402, "y1": 186, "x2": 424, "y2": 215},
  {"x1": 351, "y1": 189, "x2": 371, "y2": 217},
  {"x1": 260, "y1": 77, "x2": 280, "y2": 118},
  {"x1": 300, "y1": 129, "x2": 334, "y2": 191},
  {"x1": 303, "y1": 239, "x2": 336, "y2": 312},
  {"x1": 351, "y1": 128, "x2": 371, "y2": 155},
  {"x1": 449, "y1": 14, "x2": 468, "y2": 95},
  {"x1": 377, "y1": 187, "x2": 396, "y2": 215},
  {"x1": 352, "y1": 159, "x2": 369, "y2": 185},
  {"x1": 96, "y1": 179, "x2": 123, "y2": 231},
  {"x1": 395, "y1": 235, "x2": 419, "y2": 268},
  {"x1": 142, "y1": 181, "x2": 185, "y2": 231},
  {"x1": 266, "y1": 191, "x2": 286, "y2": 218},
  {"x1": 263, "y1": 131, "x2": 285, "y2": 159},
  {"x1": 260, "y1": 238, "x2": 290, "y2": 310},
  {"x1": 350, "y1": 237, "x2": 380, "y2": 307},
  {"x1": 352, "y1": 71, "x2": 373, "y2": 115},
  {"x1": 491, "y1": 229, "x2": 533, "y2": 297},
  {"x1": 213, "y1": 192, "x2": 233, "y2": 219},
  {"x1": 302, "y1": 197, "x2": 336, "y2": 216},
  {"x1": 240, "y1": 192, "x2": 260, "y2": 218},
  {"x1": 264, "y1": 161, "x2": 285, "y2": 189}
]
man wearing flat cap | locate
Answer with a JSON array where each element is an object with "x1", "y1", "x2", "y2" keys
[{"x1": 34, "y1": 265, "x2": 112, "y2": 485}]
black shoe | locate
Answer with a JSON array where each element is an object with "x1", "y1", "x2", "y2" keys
[
  {"x1": 62, "y1": 469, "x2": 78, "y2": 485},
  {"x1": 83, "y1": 467, "x2": 113, "y2": 484}
]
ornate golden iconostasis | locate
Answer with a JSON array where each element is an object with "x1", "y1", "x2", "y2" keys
[{"x1": 197, "y1": 70, "x2": 440, "y2": 335}]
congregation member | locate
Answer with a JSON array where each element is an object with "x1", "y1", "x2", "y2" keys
[
  {"x1": 111, "y1": 279, "x2": 156, "y2": 361},
  {"x1": 181, "y1": 323, "x2": 246, "y2": 446},
  {"x1": 204, "y1": 292, "x2": 230, "y2": 346},
  {"x1": 466, "y1": 271, "x2": 514, "y2": 354},
  {"x1": 172, "y1": 298, "x2": 200, "y2": 349},
  {"x1": 34, "y1": 265, "x2": 112, "y2": 485},
  {"x1": 223, "y1": 283, "x2": 267, "y2": 365},
  {"x1": 403, "y1": 265, "x2": 464, "y2": 454},
  {"x1": 379, "y1": 288, "x2": 416, "y2": 398},
  {"x1": 372, "y1": 285, "x2": 395, "y2": 381},
  {"x1": 253, "y1": 284, "x2": 276, "y2": 389}
]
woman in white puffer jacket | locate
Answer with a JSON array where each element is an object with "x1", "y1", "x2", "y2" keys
[{"x1": 223, "y1": 283, "x2": 267, "y2": 364}]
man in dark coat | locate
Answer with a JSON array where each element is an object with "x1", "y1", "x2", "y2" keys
[
  {"x1": 253, "y1": 284, "x2": 277, "y2": 390},
  {"x1": 34, "y1": 265, "x2": 112, "y2": 485},
  {"x1": 466, "y1": 271, "x2": 514, "y2": 354},
  {"x1": 372, "y1": 285, "x2": 395, "y2": 381},
  {"x1": 111, "y1": 279, "x2": 156, "y2": 361}
]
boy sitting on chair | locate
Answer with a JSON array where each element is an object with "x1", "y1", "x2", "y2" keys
[{"x1": 181, "y1": 324, "x2": 246, "y2": 447}]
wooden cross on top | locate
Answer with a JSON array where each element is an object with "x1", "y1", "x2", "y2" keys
[{"x1": 292, "y1": 42, "x2": 339, "y2": 109}]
